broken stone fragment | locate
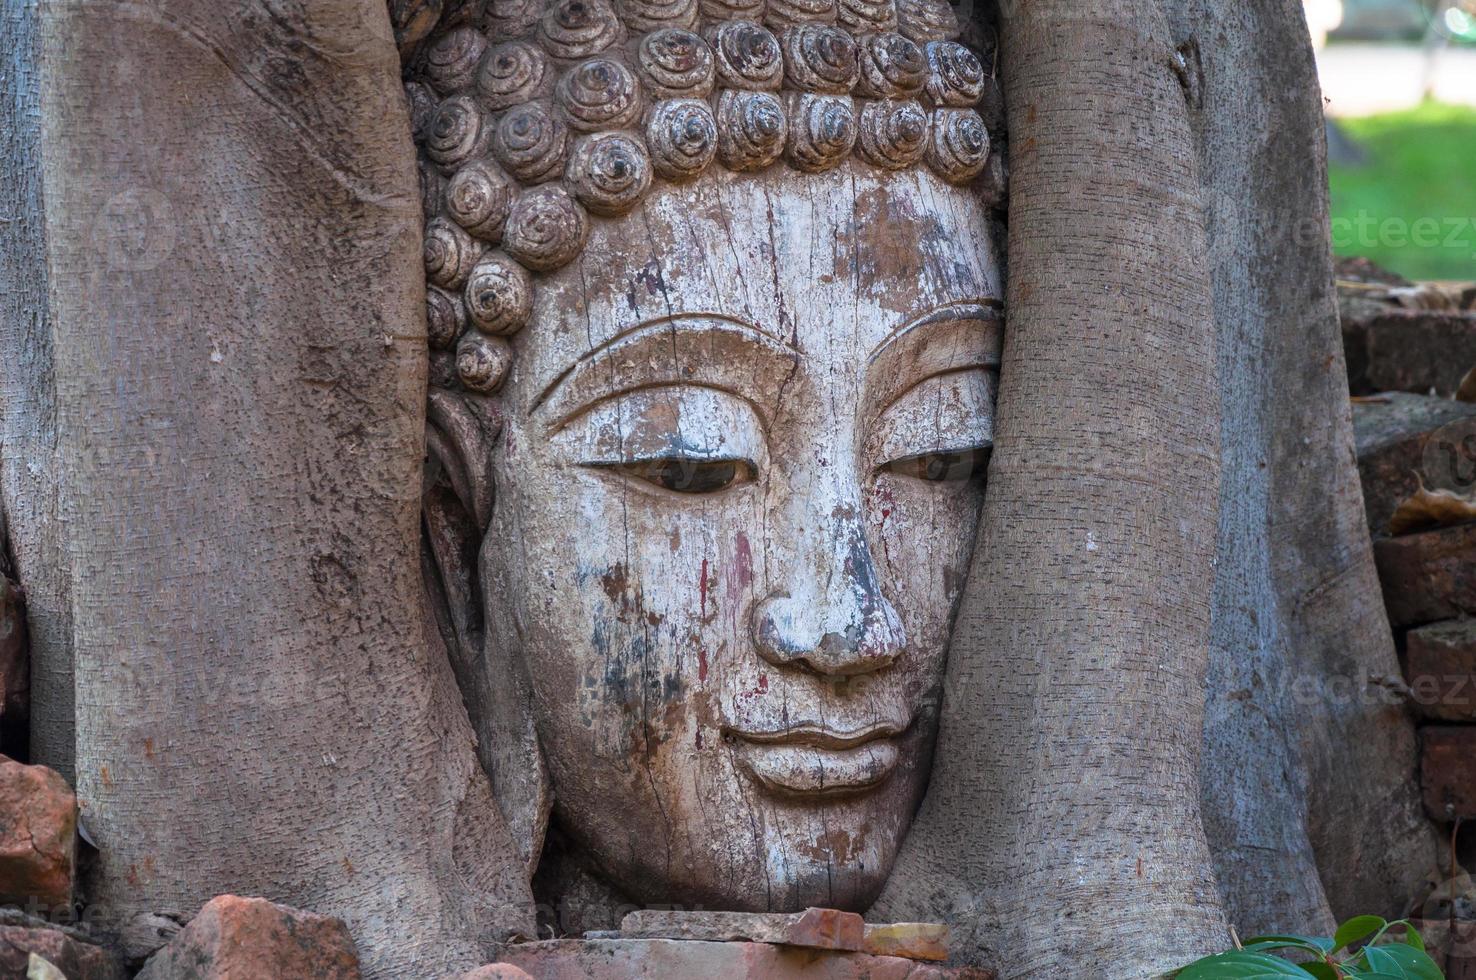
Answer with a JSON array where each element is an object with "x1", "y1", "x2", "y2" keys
[
  {"x1": 460, "y1": 965, "x2": 536, "y2": 979},
  {"x1": 497, "y1": 938, "x2": 995, "y2": 979},
  {"x1": 118, "y1": 910, "x2": 187, "y2": 969},
  {"x1": 0, "y1": 758, "x2": 76, "y2": 910},
  {"x1": 135, "y1": 895, "x2": 361, "y2": 980},
  {"x1": 618, "y1": 907, "x2": 865, "y2": 951},
  {"x1": 0, "y1": 925, "x2": 124, "y2": 980},
  {"x1": 863, "y1": 922, "x2": 949, "y2": 962}
]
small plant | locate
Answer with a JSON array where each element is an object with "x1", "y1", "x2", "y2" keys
[{"x1": 1173, "y1": 915, "x2": 1444, "y2": 979}]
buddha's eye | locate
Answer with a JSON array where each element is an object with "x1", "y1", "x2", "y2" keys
[
  {"x1": 613, "y1": 457, "x2": 755, "y2": 494},
  {"x1": 555, "y1": 385, "x2": 768, "y2": 496},
  {"x1": 882, "y1": 446, "x2": 990, "y2": 483}
]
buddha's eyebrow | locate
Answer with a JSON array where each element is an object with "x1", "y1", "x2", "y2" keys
[
  {"x1": 865, "y1": 300, "x2": 1004, "y2": 419},
  {"x1": 531, "y1": 314, "x2": 801, "y2": 434}
]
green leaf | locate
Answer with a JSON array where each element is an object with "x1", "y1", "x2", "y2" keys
[
  {"x1": 1174, "y1": 951, "x2": 1324, "y2": 979},
  {"x1": 1399, "y1": 923, "x2": 1426, "y2": 953},
  {"x1": 1359, "y1": 943, "x2": 1444, "y2": 980},
  {"x1": 1300, "y1": 964, "x2": 1340, "y2": 980},
  {"x1": 1242, "y1": 935, "x2": 1337, "y2": 955},
  {"x1": 1334, "y1": 916, "x2": 1388, "y2": 952}
]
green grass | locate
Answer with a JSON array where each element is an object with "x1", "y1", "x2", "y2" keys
[{"x1": 1329, "y1": 101, "x2": 1476, "y2": 281}]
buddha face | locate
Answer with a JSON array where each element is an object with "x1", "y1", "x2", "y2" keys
[{"x1": 477, "y1": 161, "x2": 1000, "y2": 912}]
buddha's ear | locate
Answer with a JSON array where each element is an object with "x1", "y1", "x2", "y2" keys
[
  {"x1": 425, "y1": 386, "x2": 497, "y2": 532},
  {"x1": 422, "y1": 386, "x2": 498, "y2": 655},
  {"x1": 421, "y1": 386, "x2": 552, "y2": 880}
]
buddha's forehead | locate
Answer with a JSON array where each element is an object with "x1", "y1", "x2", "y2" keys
[{"x1": 508, "y1": 161, "x2": 1000, "y2": 405}]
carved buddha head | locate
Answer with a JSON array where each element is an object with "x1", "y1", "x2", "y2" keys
[{"x1": 413, "y1": 0, "x2": 1004, "y2": 919}]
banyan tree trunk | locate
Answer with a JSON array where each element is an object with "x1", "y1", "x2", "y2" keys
[
  {"x1": 9, "y1": 0, "x2": 532, "y2": 975},
  {"x1": 2, "y1": 0, "x2": 74, "y2": 780},
  {"x1": 1173, "y1": 0, "x2": 1439, "y2": 933},
  {"x1": 877, "y1": 2, "x2": 1438, "y2": 973},
  {"x1": 873, "y1": 1, "x2": 1232, "y2": 974}
]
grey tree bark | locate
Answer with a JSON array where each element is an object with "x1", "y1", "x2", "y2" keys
[
  {"x1": 1172, "y1": 0, "x2": 1439, "y2": 934},
  {"x1": 16, "y1": 0, "x2": 534, "y2": 975},
  {"x1": 873, "y1": 1, "x2": 1233, "y2": 974},
  {"x1": 1, "y1": 0, "x2": 74, "y2": 779}
]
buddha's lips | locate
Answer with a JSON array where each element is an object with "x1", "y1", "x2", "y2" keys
[
  {"x1": 724, "y1": 720, "x2": 905, "y2": 750},
  {"x1": 724, "y1": 721, "x2": 909, "y2": 798}
]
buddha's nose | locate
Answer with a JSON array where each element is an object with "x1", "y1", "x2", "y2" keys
[{"x1": 751, "y1": 518, "x2": 906, "y2": 677}]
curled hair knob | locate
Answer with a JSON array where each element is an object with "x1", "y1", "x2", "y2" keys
[
  {"x1": 503, "y1": 185, "x2": 591, "y2": 272},
  {"x1": 464, "y1": 252, "x2": 535, "y2": 335},
  {"x1": 457, "y1": 333, "x2": 515, "y2": 393}
]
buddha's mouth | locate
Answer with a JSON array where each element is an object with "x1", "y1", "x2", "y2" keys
[{"x1": 724, "y1": 721, "x2": 907, "y2": 799}]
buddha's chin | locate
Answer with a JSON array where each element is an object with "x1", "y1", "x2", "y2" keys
[
  {"x1": 619, "y1": 854, "x2": 895, "y2": 916},
  {"x1": 598, "y1": 791, "x2": 912, "y2": 915}
]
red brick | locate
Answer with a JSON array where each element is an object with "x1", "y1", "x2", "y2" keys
[
  {"x1": 1407, "y1": 620, "x2": 1476, "y2": 721},
  {"x1": 1352, "y1": 393, "x2": 1476, "y2": 538},
  {"x1": 1422, "y1": 727, "x2": 1476, "y2": 821},
  {"x1": 1362, "y1": 309, "x2": 1476, "y2": 397},
  {"x1": 1374, "y1": 524, "x2": 1476, "y2": 628}
]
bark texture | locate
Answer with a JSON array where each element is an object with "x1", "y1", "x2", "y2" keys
[
  {"x1": 1169, "y1": 0, "x2": 1439, "y2": 932},
  {"x1": 1, "y1": 0, "x2": 74, "y2": 776},
  {"x1": 873, "y1": 2, "x2": 1231, "y2": 974},
  {"x1": 33, "y1": 0, "x2": 532, "y2": 975}
]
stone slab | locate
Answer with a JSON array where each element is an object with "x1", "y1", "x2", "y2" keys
[
  {"x1": 497, "y1": 939, "x2": 994, "y2": 979},
  {"x1": 617, "y1": 907, "x2": 865, "y2": 951},
  {"x1": 863, "y1": 923, "x2": 949, "y2": 962}
]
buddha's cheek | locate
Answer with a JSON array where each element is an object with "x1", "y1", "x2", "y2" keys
[
  {"x1": 867, "y1": 477, "x2": 983, "y2": 686},
  {"x1": 513, "y1": 487, "x2": 748, "y2": 800}
]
